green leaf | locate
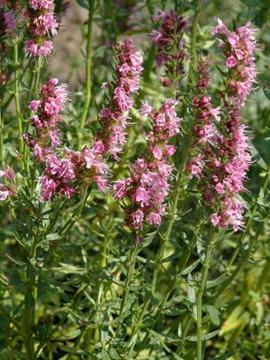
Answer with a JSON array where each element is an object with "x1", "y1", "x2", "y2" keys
[
  {"x1": 206, "y1": 273, "x2": 230, "y2": 289},
  {"x1": 76, "y1": 0, "x2": 89, "y2": 9},
  {"x1": 196, "y1": 236, "x2": 205, "y2": 261},
  {"x1": 187, "y1": 273, "x2": 196, "y2": 304},
  {"x1": 206, "y1": 305, "x2": 220, "y2": 326},
  {"x1": 46, "y1": 233, "x2": 59, "y2": 241},
  {"x1": 177, "y1": 322, "x2": 182, "y2": 338},
  {"x1": 187, "y1": 330, "x2": 219, "y2": 341},
  {"x1": 263, "y1": 86, "x2": 270, "y2": 101},
  {"x1": 181, "y1": 259, "x2": 200, "y2": 275},
  {"x1": 109, "y1": 349, "x2": 121, "y2": 360},
  {"x1": 213, "y1": 351, "x2": 239, "y2": 359}
]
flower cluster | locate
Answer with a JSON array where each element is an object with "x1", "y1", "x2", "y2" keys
[
  {"x1": 94, "y1": 38, "x2": 143, "y2": 159},
  {"x1": 0, "y1": 1, "x2": 17, "y2": 35},
  {"x1": 187, "y1": 21, "x2": 256, "y2": 231},
  {"x1": 210, "y1": 20, "x2": 256, "y2": 230},
  {"x1": 114, "y1": 99, "x2": 181, "y2": 230},
  {"x1": 151, "y1": 10, "x2": 186, "y2": 86},
  {"x1": 26, "y1": 78, "x2": 68, "y2": 155},
  {"x1": 187, "y1": 57, "x2": 220, "y2": 178},
  {"x1": 0, "y1": 167, "x2": 16, "y2": 201},
  {"x1": 213, "y1": 18, "x2": 256, "y2": 106},
  {"x1": 25, "y1": 79, "x2": 108, "y2": 201},
  {"x1": 25, "y1": 0, "x2": 58, "y2": 57}
]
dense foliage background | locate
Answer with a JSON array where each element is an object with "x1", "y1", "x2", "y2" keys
[{"x1": 0, "y1": 0, "x2": 270, "y2": 359}]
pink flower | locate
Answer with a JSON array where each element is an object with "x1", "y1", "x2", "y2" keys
[
  {"x1": 0, "y1": 166, "x2": 16, "y2": 200},
  {"x1": 210, "y1": 107, "x2": 221, "y2": 121},
  {"x1": 187, "y1": 156, "x2": 204, "y2": 177},
  {"x1": 152, "y1": 146, "x2": 163, "y2": 160},
  {"x1": 147, "y1": 212, "x2": 162, "y2": 225},
  {"x1": 25, "y1": 40, "x2": 38, "y2": 57},
  {"x1": 37, "y1": 40, "x2": 53, "y2": 57},
  {"x1": 92, "y1": 140, "x2": 105, "y2": 154},
  {"x1": 30, "y1": 0, "x2": 54, "y2": 10},
  {"x1": 33, "y1": 13, "x2": 58, "y2": 36},
  {"x1": 225, "y1": 55, "x2": 237, "y2": 68},
  {"x1": 140, "y1": 102, "x2": 153, "y2": 117},
  {"x1": 29, "y1": 100, "x2": 41, "y2": 112},
  {"x1": 0, "y1": 187, "x2": 10, "y2": 201},
  {"x1": 133, "y1": 186, "x2": 150, "y2": 206},
  {"x1": 39, "y1": 175, "x2": 56, "y2": 201},
  {"x1": 210, "y1": 213, "x2": 221, "y2": 227},
  {"x1": 228, "y1": 33, "x2": 239, "y2": 46},
  {"x1": 131, "y1": 210, "x2": 144, "y2": 230},
  {"x1": 212, "y1": 18, "x2": 229, "y2": 36},
  {"x1": 4, "y1": 11, "x2": 16, "y2": 33},
  {"x1": 114, "y1": 179, "x2": 128, "y2": 199}
]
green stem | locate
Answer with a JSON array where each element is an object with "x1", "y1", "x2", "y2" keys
[
  {"x1": 115, "y1": 245, "x2": 138, "y2": 336},
  {"x1": 13, "y1": 41, "x2": 24, "y2": 163},
  {"x1": 143, "y1": 44, "x2": 156, "y2": 82},
  {"x1": 59, "y1": 186, "x2": 90, "y2": 237},
  {"x1": 79, "y1": 0, "x2": 95, "y2": 145},
  {"x1": 256, "y1": 257, "x2": 270, "y2": 293},
  {"x1": 23, "y1": 60, "x2": 42, "y2": 172},
  {"x1": 24, "y1": 237, "x2": 39, "y2": 360},
  {"x1": 196, "y1": 231, "x2": 216, "y2": 360},
  {"x1": 188, "y1": 0, "x2": 202, "y2": 81}
]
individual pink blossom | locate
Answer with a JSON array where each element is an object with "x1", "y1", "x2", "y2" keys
[
  {"x1": 3, "y1": 11, "x2": 16, "y2": 33},
  {"x1": 140, "y1": 102, "x2": 153, "y2": 117},
  {"x1": 131, "y1": 209, "x2": 144, "y2": 230},
  {"x1": 95, "y1": 38, "x2": 143, "y2": 159},
  {"x1": 0, "y1": 167, "x2": 16, "y2": 201},
  {"x1": 225, "y1": 55, "x2": 237, "y2": 68},
  {"x1": 187, "y1": 155, "x2": 204, "y2": 178}
]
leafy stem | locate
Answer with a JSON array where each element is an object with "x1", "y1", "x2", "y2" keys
[
  {"x1": 23, "y1": 234, "x2": 40, "y2": 360},
  {"x1": 79, "y1": 0, "x2": 96, "y2": 146},
  {"x1": 13, "y1": 40, "x2": 24, "y2": 166},
  {"x1": 196, "y1": 229, "x2": 218, "y2": 360},
  {"x1": 115, "y1": 244, "x2": 138, "y2": 337}
]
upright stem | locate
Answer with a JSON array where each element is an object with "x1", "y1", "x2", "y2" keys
[
  {"x1": 24, "y1": 236, "x2": 39, "y2": 360},
  {"x1": 196, "y1": 230, "x2": 216, "y2": 360},
  {"x1": 188, "y1": 0, "x2": 202, "y2": 82},
  {"x1": 151, "y1": 0, "x2": 202, "y2": 295},
  {"x1": 79, "y1": 0, "x2": 95, "y2": 145},
  {"x1": 13, "y1": 41, "x2": 24, "y2": 163},
  {"x1": 116, "y1": 245, "x2": 138, "y2": 336},
  {"x1": 23, "y1": 59, "x2": 42, "y2": 171}
]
